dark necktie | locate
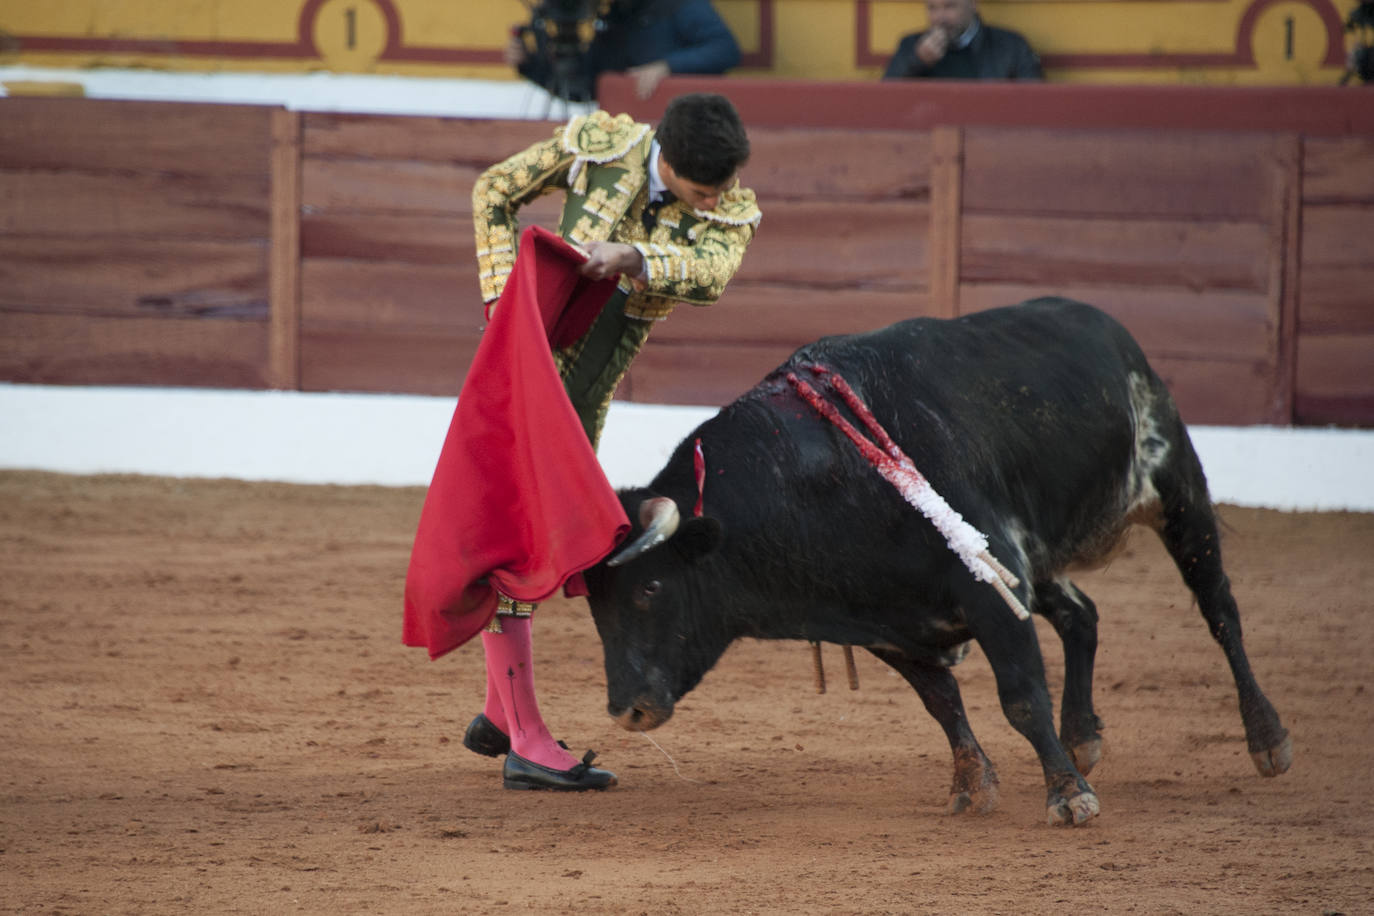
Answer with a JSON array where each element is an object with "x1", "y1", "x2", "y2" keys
[{"x1": 641, "y1": 191, "x2": 676, "y2": 232}]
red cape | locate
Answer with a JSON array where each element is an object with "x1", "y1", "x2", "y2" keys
[{"x1": 402, "y1": 227, "x2": 631, "y2": 660}]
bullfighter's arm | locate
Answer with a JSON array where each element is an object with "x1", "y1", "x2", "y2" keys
[
  {"x1": 632, "y1": 186, "x2": 761, "y2": 308},
  {"x1": 472, "y1": 130, "x2": 574, "y2": 306}
]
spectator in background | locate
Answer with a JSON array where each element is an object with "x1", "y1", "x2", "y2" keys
[
  {"x1": 883, "y1": 0, "x2": 1041, "y2": 80},
  {"x1": 507, "y1": 0, "x2": 741, "y2": 101}
]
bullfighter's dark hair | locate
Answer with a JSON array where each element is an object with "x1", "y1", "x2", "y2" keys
[{"x1": 656, "y1": 93, "x2": 750, "y2": 187}]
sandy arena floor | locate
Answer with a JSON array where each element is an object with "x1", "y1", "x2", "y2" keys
[{"x1": 1, "y1": 470, "x2": 1371, "y2": 915}]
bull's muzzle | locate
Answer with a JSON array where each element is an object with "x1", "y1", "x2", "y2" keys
[{"x1": 609, "y1": 698, "x2": 675, "y2": 731}]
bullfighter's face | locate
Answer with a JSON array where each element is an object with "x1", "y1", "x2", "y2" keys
[{"x1": 659, "y1": 156, "x2": 736, "y2": 213}]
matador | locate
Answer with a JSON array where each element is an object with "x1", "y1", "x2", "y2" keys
[{"x1": 465, "y1": 93, "x2": 761, "y2": 790}]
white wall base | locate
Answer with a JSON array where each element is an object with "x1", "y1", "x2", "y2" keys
[{"x1": 3, "y1": 384, "x2": 1369, "y2": 511}]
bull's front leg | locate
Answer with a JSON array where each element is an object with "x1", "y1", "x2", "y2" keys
[
  {"x1": 871, "y1": 648, "x2": 999, "y2": 815},
  {"x1": 1034, "y1": 578, "x2": 1105, "y2": 775},
  {"x1": 965, "y1": 593, "x2": 1100, "y2": 826}
]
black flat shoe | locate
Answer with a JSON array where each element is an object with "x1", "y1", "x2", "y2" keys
[
  {"x1": 503, "y1": 750, "x2": 617, "y2": 791},
  {"x1": 462, "y1": 713, "x2": 511, "y2": 758}
]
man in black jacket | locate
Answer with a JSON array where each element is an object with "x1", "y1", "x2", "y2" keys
[
  {"x1": 883, "y1": 0, "x2": 1041, "y2": 80},
  {"x1": 508, "y1": 0, "x2": 740, "y2": 101}
]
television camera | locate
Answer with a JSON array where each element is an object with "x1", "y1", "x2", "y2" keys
[
  {"x1": 513, "y1": 0, "x2": 608, "y2": 102},
  {"x1": 1344, "y1": 1, "x2": 1374, "y2": 84}
]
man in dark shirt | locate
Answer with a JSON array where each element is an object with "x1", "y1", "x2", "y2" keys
[
  {"x1": 508, "y1": 0, "x2": 740, "y2": 101},
  {"x1": 883, "y1": 0, "x2": 1041, "y2": 80}
]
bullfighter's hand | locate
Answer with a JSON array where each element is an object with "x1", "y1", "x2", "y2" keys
[
  {"x1": 579, "y1": 241, "x2": 644, "y2": 281},
  {"x1": 629, "y1": 61, "x2": 671, "y2": 99},
  {"x1": 916, "y1": 29, "x2": 949, "y2": 65}
]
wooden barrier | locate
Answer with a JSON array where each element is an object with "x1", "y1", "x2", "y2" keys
[
  {"x1": 1297, "y1": 136, "x2": 1374, "y2": 425},
  {"x1": 0, "y1": 98, "x2": 275, "y2": 389},
  {"x1": 1, "y1": 83, "x2": 1371, "y2": 427},
  {"x1": 602, "y1": 77, "x2": 1374, "y2": 427}
]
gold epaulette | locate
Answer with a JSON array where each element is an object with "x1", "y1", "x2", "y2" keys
[
  {"x1": 562, "y1": 110, "x2": 651, "y2": 194},
  {"x1": 695, "y1": 185, "x2": 762, "y2": 228}
]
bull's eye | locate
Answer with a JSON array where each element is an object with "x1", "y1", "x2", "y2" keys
[{"x1": 633, "y1": 579, "x2": 662, "y2": 610}]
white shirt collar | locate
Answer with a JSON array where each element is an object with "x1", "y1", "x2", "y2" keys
[
  {"x1": 954, "y1": 17, "x2": 980, "y2": 50},
  {"x1": 648, "y1": 140, "x2": 669, "y2": 201}
]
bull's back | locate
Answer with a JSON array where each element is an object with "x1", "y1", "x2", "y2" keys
[
  {"x1": 809, "y1": 298, "x2": 1150, "y2": 390},
  {"x1": 786, "y1": 299, "x2": 1170, "y2": 562}
]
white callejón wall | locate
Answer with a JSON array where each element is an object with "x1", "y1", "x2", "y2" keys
[{"x1": 1, "y1": 383, "x2": 1371, "y2": 511}]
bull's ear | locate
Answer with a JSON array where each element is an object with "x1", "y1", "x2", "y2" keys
[{"x1": 675, "y1": 517, "x2": 722, "y2": 563}]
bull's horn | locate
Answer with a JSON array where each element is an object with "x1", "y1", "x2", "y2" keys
[{"x1": 606, "y1": 497, "x2": 681, "y2": 567}]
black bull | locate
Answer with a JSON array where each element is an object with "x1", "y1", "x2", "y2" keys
[{"x1": 583, "y1": 298, "x2": 1292, "y2": 826}]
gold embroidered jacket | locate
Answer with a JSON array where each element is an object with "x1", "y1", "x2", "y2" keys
[{"x1": 472, "y1": 110, "x2": 762, "y2": 322}]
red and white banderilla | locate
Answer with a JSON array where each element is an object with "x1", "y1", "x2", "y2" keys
[{"x1": 785, "y1": 364, "x2": 1029, "y2": 621}]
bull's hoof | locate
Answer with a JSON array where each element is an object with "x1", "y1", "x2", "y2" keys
[
  {"x1": 948, "y1": 748, "x2": 999, "y2": 815},
  {"x1": 1069, "y1": 737, "x2": 1103, "y2": 776},
  {"x1": 1250, "y1": 733, "x2": 1293, "y2": 777},
  {"x1": 948, "y1": 779, "x2": 999, "y2": 816},
  {"x1": 1047, "y1": 790, "x2": 1100, "y2": 827}
]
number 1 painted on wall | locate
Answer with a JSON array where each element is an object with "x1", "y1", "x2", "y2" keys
[{"x1": 309, "y1": 0, "x2": 394, "y2": 70}]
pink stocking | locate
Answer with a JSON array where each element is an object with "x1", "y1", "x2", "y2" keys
[
  {"x1": 479, "y1": 617, "x2": 579, "y2": 771},
  {"x1": 481, "y1": 663, "x2": 507, "y2": 734}
]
